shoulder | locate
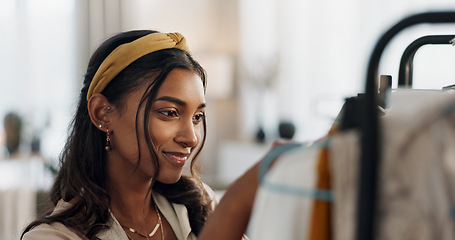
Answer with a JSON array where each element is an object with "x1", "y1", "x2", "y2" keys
[
  {"x1": 22, "y1": 222, "x2": 85, "y2": 240},
  {"x1": 202, "y1": 182, "x2": 219, "y2": 210},
  {"x1": 22, "y1": 199, "x2": 87, "y2": 240},
  {"x1": 202, "y1": 182, "x2": 217, "y2": 200}
]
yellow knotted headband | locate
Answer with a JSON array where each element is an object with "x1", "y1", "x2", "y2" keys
[{"x1": 86, "y1": 32, "x2": 191, "y2": 100}]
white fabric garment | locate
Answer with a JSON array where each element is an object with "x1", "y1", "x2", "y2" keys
[
  {"x1": 329, "y1": 130, "x2": 360, "y2": 240},
  {"x1": 248, "y1": 89, "x2": 455, "y2": 240},
  {"x1": 246, "y1": 130, "x2": 360, "y2": 240},
  {"x1": 330, "y1": 89, "x2": 455, "y2": 240},
  {"x1": 247, "y1": 143, "x2": 320, "y2": 239},
  {"x1": 375, "y1": 89, "x2": 455, "y2": 240},
  {"x1": 22, "y1": 185, "x2": 218, "y2": 240}
]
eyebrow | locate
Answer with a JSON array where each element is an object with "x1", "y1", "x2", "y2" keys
[{"x1": 154, "y1": 96, "x2": 206, "y2": 109}]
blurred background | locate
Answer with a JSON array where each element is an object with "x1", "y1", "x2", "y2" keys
[{"x1": 1, "y1": 0, "x2": 455, "y2": 239}]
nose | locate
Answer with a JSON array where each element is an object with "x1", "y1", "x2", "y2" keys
[{"x1": 174, "y1": 119, "x2": 198, "y2": 148}]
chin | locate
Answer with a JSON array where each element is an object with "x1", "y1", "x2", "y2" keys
[{"x1": 157, "y1": 173, "x2": 183, "y2": 184}]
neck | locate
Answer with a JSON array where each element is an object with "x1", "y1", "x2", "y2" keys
[{"x1": 107, "y1": 169, "x2": 155, "y2": 225}]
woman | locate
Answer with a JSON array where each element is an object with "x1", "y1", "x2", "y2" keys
[{"x1": 22, "y1": 30, "x2": 217, "y2": 240}]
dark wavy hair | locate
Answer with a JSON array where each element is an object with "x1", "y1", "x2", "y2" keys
[{"x1": 21, "y1": 30, "x2": 211, "y2": 239}]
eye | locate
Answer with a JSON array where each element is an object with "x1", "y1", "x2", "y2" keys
[
  {"x1": 193, "y1": 112, "x2": 206, "y2": 123},
  {"x1": 159, "y1": 110, "x2": 179, "y2": 118}
]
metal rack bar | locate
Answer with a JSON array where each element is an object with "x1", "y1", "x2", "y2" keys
[
  {"x1": 358, "y1": 11, "x2": 455, "y2": 240},
  {"x1": 398, "y1": 34, "x2": 455, "y2": 86}
]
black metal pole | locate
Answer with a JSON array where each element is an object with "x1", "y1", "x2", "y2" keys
[
  {"x1": 398, "y1": 35, "x2": 455, "y2": 86},
  {"x1": 358, "y1": 11, "x2": 455, "y2": 240}
]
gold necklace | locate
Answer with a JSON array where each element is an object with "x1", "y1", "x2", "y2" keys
[{"x1": 121, "y1": 201, "x2": 164, "y2": 240}]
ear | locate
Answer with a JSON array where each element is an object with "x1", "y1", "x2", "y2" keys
[{"x1": 87, "y1": 93, "x2": 113, "y2": 133}]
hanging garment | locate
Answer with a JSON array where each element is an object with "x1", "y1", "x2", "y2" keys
[
  {"x1": 376, "y1": 89, "x2": 455, "y2": 240},
  {"x1": 308, "y1": 124, "x2": 341, "y2": 240},
  {"x1": 308, "y1": 145, "x2": 332, "y2": 240},
  {"x1": 248, "y1": 89, "x2": 455, "y2": 240},
  {"x1": 247, "y1": 143, "x2": 326, "y2": 240},
  {"x1": 330, "y1": 89, "x2": 455, "y2": 240},
  {"x1": 329, "y1": 130, "x2": 361, "y2": 240}
]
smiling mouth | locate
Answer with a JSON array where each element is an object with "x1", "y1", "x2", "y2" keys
[{"x1": 163, "y1": 152, "x2": 189, "y2": 166}]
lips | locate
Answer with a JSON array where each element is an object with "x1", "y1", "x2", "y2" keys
[{"x1": 163, "y1": 152, "x2": 189, "y2": 166}]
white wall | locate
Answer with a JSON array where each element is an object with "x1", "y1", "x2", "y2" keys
[
  {"x1": 238, "y1": 0, "x2": 455, "y2": 143},
  {"x1": 2, "y1": 0, "x2": 455, "y2": 186},
  {"x1": 0, "y1": 0, "x2": 77, "y2": 161}
]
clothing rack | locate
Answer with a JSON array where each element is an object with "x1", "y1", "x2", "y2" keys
[
  {"x1": 357, "y1": 11, "x2": 455, "y2": 240},
  {"x1": 398, "y1": 34, "x2": 455, "y2": 86}
]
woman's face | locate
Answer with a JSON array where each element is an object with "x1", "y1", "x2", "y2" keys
[{"x1": 107, "y1": 68, "x2": 206, "y2": 184}]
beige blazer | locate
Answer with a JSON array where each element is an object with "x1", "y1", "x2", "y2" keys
[{"x1": 22, "y1": 187, "x2": 217, "y2": 240}]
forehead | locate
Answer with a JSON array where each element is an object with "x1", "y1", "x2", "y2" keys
[
  {"x1": 156, "y1": 68, "x2": 205, "y2": 103},
  {"x1": 118, "y1": 68, "x2": 205, "y2": 114}
]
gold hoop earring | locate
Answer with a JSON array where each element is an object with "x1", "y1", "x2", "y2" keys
[{"x1": 105, "y1": 129, "x2": 112, "y2": 152}]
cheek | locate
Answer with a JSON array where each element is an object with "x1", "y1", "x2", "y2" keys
[
  {"x1": 195, "y1": 125, "x2": 204, "y2": 142},
  {"x1": 148, "y1": 120, "x2": 177, "y2": 145},
  {"x1": 148, "y1": 121, "x2": 205, "y2": 147}
]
